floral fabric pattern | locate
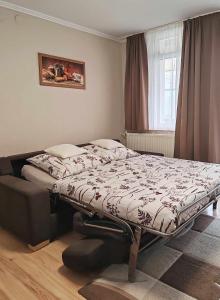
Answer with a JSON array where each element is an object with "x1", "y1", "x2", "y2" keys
[
  {"x1": 53, "y1": 155, "x2": 220, "y2": 233},
  {"x1": 84, "y1": 144, "x2": 139, "y2": 162},
  {"x1": 27, "y1": 153, "x2": 107, "y2": 179}
]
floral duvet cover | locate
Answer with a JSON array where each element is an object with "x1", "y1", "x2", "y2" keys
[{"x1": 53, "y1": 155, "x2": 220, "y2": 234}]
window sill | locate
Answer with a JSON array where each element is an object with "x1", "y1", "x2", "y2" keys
[{"x1": 148, "y1": 130, "x2": 175, "y2": 134}]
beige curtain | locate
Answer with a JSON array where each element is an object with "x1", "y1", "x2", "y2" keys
[
  {"x1": 174, "y1": 13, "x2": 220, "y2": 163},
  {"x1": 124, "y1": 33, "x2": 149, "y2": 132}
]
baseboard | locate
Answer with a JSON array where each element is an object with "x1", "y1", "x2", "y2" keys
[{"x1": 28, "y1": 240, "x2": 50, "y2": 251}]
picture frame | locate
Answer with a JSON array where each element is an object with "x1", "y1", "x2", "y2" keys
[{"x1": 38, "y1": 53, "x2": 86, "y2": 89}]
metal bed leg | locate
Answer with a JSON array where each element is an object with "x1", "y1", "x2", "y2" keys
[
  {"x1": 128, "y1": 226, "x2": 141, "y2": 283},
  {"x1": 213, "y1": 201, "x2": 217, "y2": 210}
]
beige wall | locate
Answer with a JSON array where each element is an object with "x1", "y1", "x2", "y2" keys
[{"x1": 0, "y1": 7, "x2": 123, "y2": 156}]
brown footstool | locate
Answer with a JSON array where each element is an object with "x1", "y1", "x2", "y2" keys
[{"x1": 62, "y1": 237, "x2": 129, "y2": 272}]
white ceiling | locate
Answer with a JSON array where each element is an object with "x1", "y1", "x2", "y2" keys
[{"x1": 1, "y1": 0, "x2": 220, "y2": 40}]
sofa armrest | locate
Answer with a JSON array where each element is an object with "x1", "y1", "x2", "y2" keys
[
  {"x1": 0, "y1": 158, "x2": 13, "y2": 175},
  {"x1": 135, "y1": 150, "x2": 164, "y2": 156},
  {"x1": 0, "y1": 175, "x2": 51, "y2": 247}
]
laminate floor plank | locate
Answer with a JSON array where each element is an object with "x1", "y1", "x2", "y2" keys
[
  {"x1": 0, "y1": 257, "x2": 39, "y2": 300},
  {"x1": 0, "y1": 228, "x2": 87, "y2": 300}
]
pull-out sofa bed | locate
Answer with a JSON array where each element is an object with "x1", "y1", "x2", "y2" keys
[{"x1": 0, "y1": 139, "x2": 219, "y2": 281}]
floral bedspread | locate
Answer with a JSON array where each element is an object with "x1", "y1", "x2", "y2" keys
[{"x1": 53, "y1": 155, "x2": 220, "y2": 234}]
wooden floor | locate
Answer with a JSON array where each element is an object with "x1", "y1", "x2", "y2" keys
[
  {"x1": 0, "y1": 203, "x2": 219, "y2": 300},
  {"x1": 0, "y1": 230, "x2": 96, "y2": 300}
]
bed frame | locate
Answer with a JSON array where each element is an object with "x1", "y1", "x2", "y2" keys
[{"x1": 59, "y1": 186, "x2": 219, "y2": 282}]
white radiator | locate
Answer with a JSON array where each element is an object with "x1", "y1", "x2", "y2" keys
[{"x1": 126, "y1": 132, "x2": 175, "y2": 157}]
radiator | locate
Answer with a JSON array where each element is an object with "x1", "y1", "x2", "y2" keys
[{"x1": 126, "y1": 132, "x2": 175, "y2": 157}]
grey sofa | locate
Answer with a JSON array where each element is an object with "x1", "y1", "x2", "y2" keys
[{"x1": 0, "y1": 150, "x2": 74, "y2": 250}]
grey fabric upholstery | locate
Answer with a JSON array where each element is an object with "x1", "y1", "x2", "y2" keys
[
  {"x1": 62, "y1": 238, "x2": 129, "y2": 271},
  {"x1": 135, "y1": 150, "x2": 164, "y2": 156},
  {"x1": 73, "y1": 212, "x2": 129, "y2": 241},
  {"x1": 0, "y1": 175, "x2": 51, "y2": 246},
  {"x1": 0, "y1": 158, "x2": 13, "y2": 175}
]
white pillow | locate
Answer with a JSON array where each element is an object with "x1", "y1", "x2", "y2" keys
[
  {"x1": 90, "y1": 139, "x2": 125, "y2": 150},
  {"x1": 45, "y1": 144, "x2": 87, "y2": 159}
]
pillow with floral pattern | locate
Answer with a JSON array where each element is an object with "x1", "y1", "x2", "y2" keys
[
  {"x1": 84, "y1": 144, "x2": 140, "y2": 162},
  {"x1": 27, "y1": 153, "x2": 107, "y2": 179}
]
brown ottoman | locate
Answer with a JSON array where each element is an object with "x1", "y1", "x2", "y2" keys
[{"x1": 62, "y1": 237, "x2": 129, "y2": 272}]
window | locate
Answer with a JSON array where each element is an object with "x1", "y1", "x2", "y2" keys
[{"x1": 146, "y1": 23, "x2": 183, "y2": 130}]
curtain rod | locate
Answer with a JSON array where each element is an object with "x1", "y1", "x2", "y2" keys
[{"x1": 121, "y1": 9, "x2": 220, "y2": 40}]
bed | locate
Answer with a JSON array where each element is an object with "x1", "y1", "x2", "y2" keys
[{"x1": 22, "y1": 152, "x2": 220, "y2": 281}]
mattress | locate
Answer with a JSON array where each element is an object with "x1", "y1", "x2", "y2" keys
[
  {"x1": 22, "y1": 165, "x2": 57, "y2": 190},
  {"x1": 53, "y1": 155, "x2": 220, "y2": 234}
]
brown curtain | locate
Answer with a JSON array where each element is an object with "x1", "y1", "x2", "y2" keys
[
  {"x1": 174, "y1": 13, "x2": 220, "y2": 163},
  {"x1": 124, "y1": 33, "x2": 149, "y2": 132}
]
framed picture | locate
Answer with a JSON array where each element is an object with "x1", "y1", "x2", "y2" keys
[{"x1": 38, "y1": 53, "x2": 85, "y2": 89}]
